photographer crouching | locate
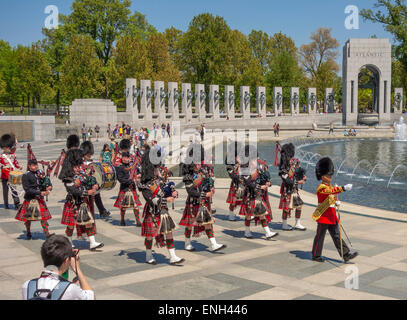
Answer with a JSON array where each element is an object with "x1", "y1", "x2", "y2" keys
[{"x1": 22, "y1": 234, "x2": 95, "y2": 300}]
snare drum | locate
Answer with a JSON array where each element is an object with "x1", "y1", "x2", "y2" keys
[
  {"x1": 9, "y1": 171, "x2": 23, "y2": 185},
  {"x1": 87, "y1": 162, "x2": 116, "y2": 194}
]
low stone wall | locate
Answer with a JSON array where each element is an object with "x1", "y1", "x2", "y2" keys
[{"x1": 0, "y1": 116, "x2": 55, "y2": 141}]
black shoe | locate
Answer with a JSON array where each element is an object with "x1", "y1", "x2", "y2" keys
[
  {"x1": 4, "y1": 205, "x2": 9, "y2": 210},
  {"x1": 26, "y1": 232, "x2": 32, "y2": 240},
  {"x1": 120, "y1": 220, "x2": 126, "y2": 226},
  {"x1": 343, "y1": 252, "x2": 358, "y2": 262},
  {"x1": 312, "y1": 256, "x2": 324, "y2": 262}
]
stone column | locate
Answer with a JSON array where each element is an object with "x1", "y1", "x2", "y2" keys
[
  {"x1": 273, "y1": 87, "x2": 283, "y2": 116},
  {"x1": 225, "y1": 85, "x2": 235, "y2": 120},
  {"x1": 209, "y1": 85, "x2": 220, "y2": 120},
  {"x1": 394, "y1": 88, "x2": 404, "y2": 115},
  {"x1": 140, "y1": 80, "x2": 152, "y2": 121},
  {"x1": 256, "y1": 87, "x2": 266, "y2": 118},
  {"x1": 126, "y1": 78, "x2": 139, "y2": 124},
  {"x1": 195, "y1": 84, "x2": 206, "y2": 121},
  {"x1": 240, "y1": 86, "x2": 251, "y2": 120},
  {"x1": 325, "y1": 88, "x2": 334, "y2": 113},
  {"x1": 290, "y1": 87, "x2": 300, "y2": 115},
  {"x1": 168, "y1": 82, "x2": 179, "y2": 120},
  {"x1": 154, "y1": 81, "x2": 166, "y2": 122},
  {"x1": 307, "y1": 88, "x2": 317, "y2": 114},
  {"x1": 182, "y1": 83, "x2": 193, "y2": 122}
]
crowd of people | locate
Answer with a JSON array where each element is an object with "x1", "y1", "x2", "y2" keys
[{"x1": 0, "y1": 131, "x2": 358, "y2": 300}]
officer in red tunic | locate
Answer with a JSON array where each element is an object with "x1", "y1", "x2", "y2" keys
[{"x1": 311, "y1": 157, "x2": 358, "y2": 262}]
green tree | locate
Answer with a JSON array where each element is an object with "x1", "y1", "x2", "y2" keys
[
  {"x1": 146, "y1": 33, "x2": 181, "y2": 82},
  {"x1": 176, "y1": 13, "x2": 232, "y2": 85},
  {"x1": 60, "y1": 35, "x2": 104, "y2": 102},
  {"x1": 0, "y1": 41, "x2": 20, "y2": 106},
  {"x1": 299, "y1": 28, "x2": 340, "y2": 101},
  {"x1": 164, "y1": 27, "x2": 183, "y2": 65},
  {"x1": 16, "y1": 43, "x2": 53, "y2": 107},
  {"x1": 248, "y1": 30, "x2": 272, "y2": 76}
]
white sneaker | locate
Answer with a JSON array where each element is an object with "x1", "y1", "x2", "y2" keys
[
  {"x1": 294, "y1": 219, "x2": 306, "y2": 231},
  {"x1": 88, "y1": 235, "x2": 104, "y2": 250},
  {"x1": 209, "y1": 237, "x2": 226, "y2": 252},
  {"x1": 282, "y1": 219, "x2": 293, "y2": 231},
  {"x1": 229, "y1": 211, "x2": 237, "y2": 221},
  {"x1": 244, "y1": 226, "x2": 253, "y2": 239},
  {"x1": 168, "y1": 248, "x2": 185, "y2": 265},
  {"x1": 184, "y1": 238, "x2": 195, "y2": 251},
  {"x1": 264, "y1": 226, "x2": 278, "y2": 239},
  {"x1": 146, "y1": 249, "x2": 157, "y2": 265}
]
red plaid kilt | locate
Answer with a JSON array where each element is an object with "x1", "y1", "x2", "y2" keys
[
  {"x1": 114, "y1": 188, "x2": 142, "y2": 209},
  {"x1": 279, "y1": 193, "x2": 292, "y2": 210},
  {"x1": 179, "y1": 200, "x2": 214, "y2": 237},
  {"x1": 15, "y1": 199, "x2": 52, "y2": 222},
  {"x1": 226, "y1": 184, "x2": 243, "y2": 210},
  {"x1": 239, "y1": 195, "x2": 272, "y2": 226}
]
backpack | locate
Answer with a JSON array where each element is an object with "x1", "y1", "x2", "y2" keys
[{"x1": 27, "y1": 279, "x2": 71, "y2": 300}]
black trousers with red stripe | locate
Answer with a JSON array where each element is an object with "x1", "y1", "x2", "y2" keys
[{"x1": 312, "y1": 223, "x2": 350, "y2": 259}]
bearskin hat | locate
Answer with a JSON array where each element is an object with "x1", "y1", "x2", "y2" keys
[
  {"x1": 66, "y1": 135, "x2": 80, "y2": 149},
  {"x1": 279, "y1": 143, "x2": 295, "y2": 172},
  {"x1": 28, "y1": 159, "x2": 38, "y2": 166},
  {"x1": 80, "y1": 141, "x2": 94, "y2": 156},
  {"x1": 0, "y1": 134, "x2": 16, "y2": 149},
  {"x1": 315, "y1": 157, "x2": 334, "y2": 180},
  {"x1": 119, "y1": 139, "x2": 131, "y2": 151},
  {"x1": 58, "y1": 149, "x2": 84, "y2": 181}
]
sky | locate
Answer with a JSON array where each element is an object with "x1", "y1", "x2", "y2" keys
[{"x1": 0, "y1": 0, "x2": 395, "y2": 62}]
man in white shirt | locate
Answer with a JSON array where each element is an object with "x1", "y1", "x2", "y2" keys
[{"x1": 22, "y1": 235, "x2": 94, "y2": 300}]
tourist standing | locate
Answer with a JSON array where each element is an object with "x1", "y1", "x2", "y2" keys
[
  {"x1": 329, "y1": 122, "x2": 334, "y2": 135},
  {"x1": 99, "y1": 144, "x2": 113, "y2": 163},
  {"x1": 161, "y1": 124, "x2": 166, "y2": 138},
  {"x1": 153, "y1": 123, "x2": 157, "y2": 140},
  {"x1": 81, "y1": 124, "x2": 87, "y2": 142},
  {"x1": 166, "y1": 123, "x2": 171, "y2": 138},
  {"x1": 276, "y1": 123, "x2": 280, "y2": 137},
  {"x1": 107, "y1": 123, "x2": 111, "y2": 139},
  {"x1": 273, "y1": 123, "x2": 277, "y2": 137},
  {"x1": 95, "y1": 125, "x2": 100, "y2": 141}
]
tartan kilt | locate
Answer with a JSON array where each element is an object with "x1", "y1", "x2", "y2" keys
[
  {"x1": 239, "y1": 196, "x2": 272, "y2": 225},
  {"x1": 141, "y1": 207, "x2": 161, "y2": 237},
  {"x1": 279, "y1": 193, "x2": 292, "y2": 210},
  {"x1": 179, "y1": 200, "x2": 214, "y2": 237},
  {"x1": 15, "y1": 199, "x2": 52, "y2": 222},
  {"x1": 61, "y1": 201, "x2": 77, "y2": 226},
  {"x1": 114, "y1": 189, "x2": 142, "y2": 209},
  {"x1": 226, "y1": 185, "x2": 243, "y2": 209}
]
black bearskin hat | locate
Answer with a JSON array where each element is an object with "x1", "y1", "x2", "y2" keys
[
  {"x1": 80, "y1": 141, "x2": 94, "y2": 156},
  {"x1": 279, "y1": 143, "x2": 295, "y2": 172},
  {"x1": 66, "y1": 135, "x2": 80, "y2": 149},
  {"x1": 58, "y1": 149, "x2": 84, "y2": 181},
  {"x1": 181, "y1": 143, "x2": 205, "y2": 176},
  {"x1": 28, "y1": 159, "x2": 38, "y2": 166},
  {"x1": 0, "y1": 134, "x2": 16, "y2": 149},
  {"x1": 119, "y1": 139, "x2": 131, "y2": 151},
  {"x1": 315, "y1": 157, "x2": 334, "y2": 180}
]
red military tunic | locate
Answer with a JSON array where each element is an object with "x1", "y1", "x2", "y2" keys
[
  {"x1": 0, "y1": 152, "x2": 21, "y2": 179},
  {"x1": 316, "y1": 183, "x2": 344, "y2": 225}
]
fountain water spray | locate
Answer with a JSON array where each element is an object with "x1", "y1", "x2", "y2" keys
[{"x1": 394, "y1": 116, "x2": 406, "y2": 141}]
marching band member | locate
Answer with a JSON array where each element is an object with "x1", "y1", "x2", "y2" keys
[
  {"x1": 59, "y1": 149, "x2": 104, "y2": 251},
  {"x1": 239, "y1": 145, "x2": 278, "y2": 239},
  {"x1": 278, "y1": 143, "x2": 307, "y2": 231},
  {"x1": 80, "y1": 141, "x2": 111, "y2": 219},
  {"x1": 179, "y1": 144, "x2": 226, "y2": 252},
  {"x1": 0, "y1": 134, "x2": 22, "y2": 209},
  {"x1": 15, "y1": 159, "x2": 53, "y2": 239},
  {"x1": 225, "y1": 141, "x2": 244, "y2": 221},
  {"x1": 113, "y1": 138, "x2": 131, "y2": 166},
  {"x1": 312, "y1": 157, "x2": 358, "y2": 262},
  {"x1": 114, "y1": 152, "x2": 142, "y2": 226},
  {"x1": 138, "y1": 145, "x2": 185, "y2": 265}
]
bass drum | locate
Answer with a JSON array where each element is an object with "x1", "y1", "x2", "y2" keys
[{"x1": 88, "y1": 162, "x2": 117, "y2": 194}]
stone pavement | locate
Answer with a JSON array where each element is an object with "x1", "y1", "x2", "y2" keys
[{"x1": 1, "y1": 134, "x2": 406, "y2": 300}]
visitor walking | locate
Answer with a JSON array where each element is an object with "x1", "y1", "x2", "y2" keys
[
  {"x1": 95, "y1": 125, "x2": 100, "y2": 141},
  {"x1": 81, "y1": 124, "x2": 87, "y2": 142},
  {"x1": 166, "y1": 123, "x2": 171, "y2": 138},
  {"x1": 329, "y1": 122, "x2": 334, "y2": 135}
]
